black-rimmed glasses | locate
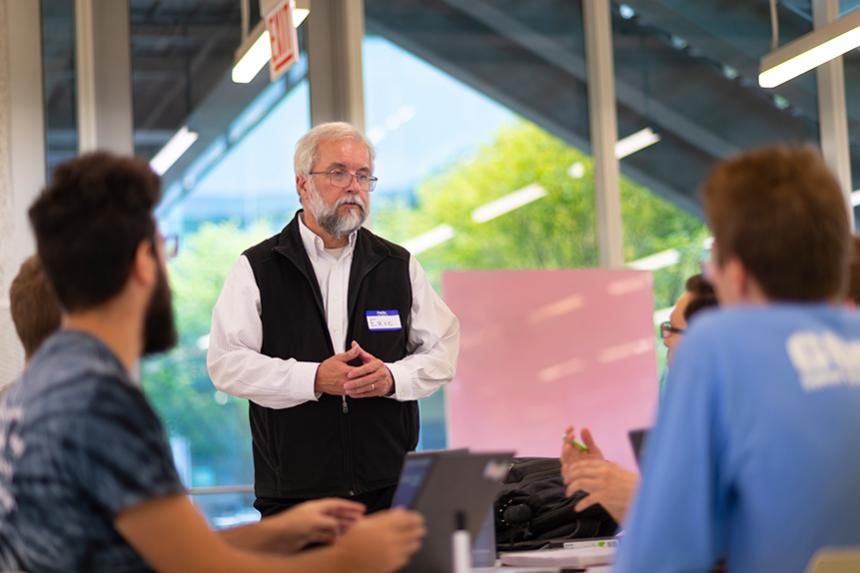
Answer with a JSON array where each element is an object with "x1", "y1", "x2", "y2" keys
[
  {"x1": 659, "y1": 321, "x2": 684, "y2": 339},
  {"x1": 309, "y1": 168, "x2": 378, "y2": 191},
  {"x1": 152, "y1": 233, "x2": 180, "y2": 260}
]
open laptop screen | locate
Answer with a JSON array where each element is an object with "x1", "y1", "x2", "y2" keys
[{"x1": 391, "y1": 456, "x2": 435, "y2": 508}]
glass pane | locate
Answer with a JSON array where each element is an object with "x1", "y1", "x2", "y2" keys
[
  {"x1": 612, "y1": 1, "x2": 820, "y2": 374},
  {"x1": 364, "y1": 0, "x2": 592, "y2": 449},
  {"x1": 131, "y1": 2, "x2": 310, "y2": 524},
  {"x1": 41, "y1": 0, "x2": 77, "y2": 177}
]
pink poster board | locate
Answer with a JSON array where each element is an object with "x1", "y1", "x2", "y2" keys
[{"x1": 443, "y1": 269, "x2": 658, "y2": 470}]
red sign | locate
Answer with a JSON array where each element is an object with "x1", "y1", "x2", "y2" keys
[{"x1": 265, "y1": 0, "x2": 299, "y2": 81}]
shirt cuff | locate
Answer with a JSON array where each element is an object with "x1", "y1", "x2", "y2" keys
[
  {"x1": 385, "y1": 362, "x2": 413, "y2": 401},
  {"x1": 292, "y1": 361, "x2": 321, "y2": 402}
]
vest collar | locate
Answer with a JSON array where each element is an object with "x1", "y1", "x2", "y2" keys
[{"x1": 272, "y1": 210, "x2": 394, "y2": 324}]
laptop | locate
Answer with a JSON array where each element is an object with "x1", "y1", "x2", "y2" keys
[
  {"x1": 396, "y1": 450, "x2": 514, "y2": 573},
  {"x1": 628, "y1": 427, "x2": 650, "y2": 467}
]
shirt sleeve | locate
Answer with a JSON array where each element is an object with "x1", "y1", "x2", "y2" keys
[
  {"x1": 59, "y1": 380, "x2": 185, "y2": 518},
  {"x1": 206, "y1": 256, "x2": 319, "y2": 409},
  {"x1": 385, "y1": 255, "x2": 460, "y2": 401},
  {"x1": 613, "y1": 327, "x2": 730, "y2": 572}
]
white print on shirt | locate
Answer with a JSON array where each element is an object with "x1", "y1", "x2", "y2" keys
[
  {"x1": 786, "y1": 331, "x2": 860, "y2": 391},
  {"x1": 0, "y1": 403, "x2": 25, "y2": 513}
]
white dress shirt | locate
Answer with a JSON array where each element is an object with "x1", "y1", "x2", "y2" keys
[{"x1": 207, "y1": 215, "x2": 460, "y2": 409}]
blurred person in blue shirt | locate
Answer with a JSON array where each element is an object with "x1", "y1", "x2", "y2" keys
[{"x1": 614, "y1": 146, "x2": 860, "y2": 573}]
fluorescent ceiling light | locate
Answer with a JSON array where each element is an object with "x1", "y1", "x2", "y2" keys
[
  {"x1": 402, "y1": 225, "x2": 455, "y2": 254},
  {"x1": 566, "y1": 128, "x2": 660, "y2": 178},
  {"x1": 615, "y1": 127, "x2": 661, "y2": 159},
  {"x1": 472, "y1": 183, "x2": 547, "y2": 223},
  {"x1": 232, "y1": 23, "x2": 271, "y2": 84},
  {"x1": 150, "y1": 126, "x2": 198, "y2": 176},
  {"x1": 231, "y1": 8, "x2": 309, "y2": 84},
  {"x1": 851, "y1": 189, "x2": 860, "y2": 207},
  {"x1": 627, "y1": 237, "x2": 713, "y2": 272},
  {"x1": 628, "y1": 248, "x2": 681, "y2": 271},
  {"x1": 293, "y1": 8, "x2": 309, "y2": 27},
  {"x1": 759, "y1": 8, "x2": 860, "y2": 88}
]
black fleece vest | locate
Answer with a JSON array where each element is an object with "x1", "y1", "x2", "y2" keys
[{"x1": 243, "y1": 212, "x2": 418, "y2": 499}]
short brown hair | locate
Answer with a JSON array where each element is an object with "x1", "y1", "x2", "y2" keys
[
  {"x1": 9, "y1": 255, "x2": 62, "y2": 360},
  {"x1": 847, "y1": 235, "x2": 860, "y2": 305},
  {"x1": 702, "y1": 146, "x2": 850, "y2": 302}
]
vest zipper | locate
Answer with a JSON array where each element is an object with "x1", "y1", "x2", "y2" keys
[{"x1": 341, "y1": 395, "x2": 349, "y2": 414}]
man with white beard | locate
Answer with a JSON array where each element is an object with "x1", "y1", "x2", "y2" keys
[{"x1": 208, "y1": 122, "x2": 460, "y2": 517}]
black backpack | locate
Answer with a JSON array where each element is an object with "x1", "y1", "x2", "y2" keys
[{"x1": 494, "y1": 457, "x2": 618, "y2": 551}]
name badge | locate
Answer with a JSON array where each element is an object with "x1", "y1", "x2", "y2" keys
[{"x1": 366, "y1": 310, "x2": 402, "y2": 331}]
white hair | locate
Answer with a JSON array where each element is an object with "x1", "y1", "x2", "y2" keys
[{"x1": 294, "y1": 122, "x2": 375, "y2": 177}]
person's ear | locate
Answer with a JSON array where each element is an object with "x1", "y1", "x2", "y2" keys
[
  {"x1": 129, "y1": 240, "x2": 157, "y2": 289},
  {"x1": 296, "y1": 175, "x2": 309, "y2": 202}
]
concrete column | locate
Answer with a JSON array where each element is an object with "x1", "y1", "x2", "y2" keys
[
  {"x1": 813, "y1": 0, "x2": 854, "y2": 229},
  {"x1": 307, "y1": 0, "x2": 366, "y2": 129},
  {"x1": 0, "y1": 0, "x2": 46, "y2": 388},
  {"x1": 583, "y1": 0, "x2": 625, "y2": 267}
]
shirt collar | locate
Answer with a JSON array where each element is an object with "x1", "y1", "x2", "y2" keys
[{"x1": 298, "y1": 211, "x2": 357, "y2": 261}]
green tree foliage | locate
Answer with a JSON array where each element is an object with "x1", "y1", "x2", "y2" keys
[
  {"x1": 374, "y1": 121, "x2": 708, "y2": 311},
  {"x1": 142, "y1": 220, "x2": 273, "y2": 486}
]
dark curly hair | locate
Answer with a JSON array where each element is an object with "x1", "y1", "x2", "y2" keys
[
  {"x1": 28, "y1": 152, "x2": 162, "y2": 312},
  {"x1": 683, "y1": 273, "x2": 718, "y2": 322}
]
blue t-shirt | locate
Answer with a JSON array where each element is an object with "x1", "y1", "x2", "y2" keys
[
  {"x1": 0, "y1": 331, "x2": 185, "y2": 572},
  {"x1": 615, "y1": 304, "x2": 860, "y2": 573}
]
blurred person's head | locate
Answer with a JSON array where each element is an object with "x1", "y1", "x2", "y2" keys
[
  {"x1": 702, "y1": 146, "x2": 850, "y2": 306},
  {"x1": 9, "y1": 255, "x2": 62, "y2": 362},
  {"x1": 28, "y1": 152, "x2": 176, "y2": 358},
  {"x1": 294, "y1": 122, "x2": 375, "y2": 240},
  {"x1": 847, "y1": 235, "x2": 860, "y2": 306},
  {"x1": 661, "y1": 273, "x2": 719, "y2": 365},
  {"x1": 683, "y1": 273, "x2": 718, "y2": 322}
]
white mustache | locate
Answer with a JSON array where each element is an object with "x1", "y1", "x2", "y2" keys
[{"x1": 336, "y1": 196, "x2": 366, "y2": 212}]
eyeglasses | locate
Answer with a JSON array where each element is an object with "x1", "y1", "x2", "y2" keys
[
  {"x1": 659, "y1": 321, "x2": 685, "y2": 339},
  {"x1": 163, "y1": 234, "x2": 180, "y2": 260},
  {"x1": 152, "y1": 232, "x2": 180, "y2": 260},
  {"x1": 309, "y1": 168, "x2": 378, "y2": 191}
]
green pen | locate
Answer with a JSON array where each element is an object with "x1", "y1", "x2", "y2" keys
[{"x1": 563, "y1": 434, "x2": 589, "y2": 452}]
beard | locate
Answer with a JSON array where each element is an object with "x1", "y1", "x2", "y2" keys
[
  {"x1": 142, "y1": 260, "x2": 178, "y2": 356},
  {"x1": 306, "y1": 181, "x2": 368, "y2": 238}
]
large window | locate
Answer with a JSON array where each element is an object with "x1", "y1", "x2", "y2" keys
[
  {"x1": 131, "y1": 3, "x2": 310, "y2": 524},
  {"x1": 41, "y1": 0, "x2": 77, "y2": 177},
  {"x1": 364, "y1": 1, "x2": 601, "y2": 448},
  {"x1": 611, "y1": 1, "x2": 824, "y2": 371}
]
